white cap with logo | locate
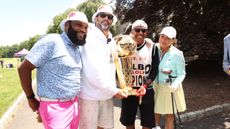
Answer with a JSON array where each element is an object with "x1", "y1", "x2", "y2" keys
[
  {"x1": 92, "y1": 5, "x2": 117, "y2": 25},
  {"x1": 60, "y1": 11, "x2": 89, "y2": 31},
  {"x1": 132, "y1": 20, "x2": 148, "y2": 29},
  {"x1": 160, "y1": 26, "x2": 177, "y2": 39}
]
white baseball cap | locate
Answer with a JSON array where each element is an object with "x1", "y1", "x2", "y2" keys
[
  {"x1": 60, "y1": 11, "x2": 89, "y2": 31},
  {"x1": 92, "y1": 5, "x2": 117, "y2": 25},
  {"x1": 132, "y1": 20, "x2": 148, "y2": 29},
  {"x1": 160, "y1": 26, "x2": 177, "y2": 39}
]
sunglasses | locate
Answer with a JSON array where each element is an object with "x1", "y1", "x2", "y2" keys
[
  {"x1": 134, "y1": 28, "x2": 147, "y2": 33},
  {"x1": 98, "y1": 12, "x2": 114, "y2": 20}
]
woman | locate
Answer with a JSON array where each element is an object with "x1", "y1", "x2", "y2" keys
[{"x1": 154, "y1": 26, "x2": 186, "y2": 129}]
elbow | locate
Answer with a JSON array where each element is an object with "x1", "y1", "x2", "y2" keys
[{"x1": 17, "y1": 65, "x2": 25, "y2": 77}]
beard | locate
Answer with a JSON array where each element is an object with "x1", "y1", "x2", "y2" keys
[
  {"x1": 97, "y1": 21, "x2": 110, "y2": 31},
  {"x1": 67, "y1": 25, "x2": 86, "y2": 46}
]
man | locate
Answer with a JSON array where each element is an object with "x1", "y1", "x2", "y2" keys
[
  {"x1": 223, "y1": 34, "x2": 230, "y2": 76},
  {"x1": 18, "y1": 11, "x2": 89, "y2": 129},
  {"x1": 79, "y1": 5, "x2": 127, "y2": 129},
  {"x1": 119, "y1": 20, "x2": 159, "y2": 129}
]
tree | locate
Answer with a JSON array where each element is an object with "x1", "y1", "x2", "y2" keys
[
  {"x1": 46, "y1": 9, "x2": 75, "y2": 34},
  {"x1": 115, "y1": 0, "x2": 230, "y2": 60},
  {"x1": 46, "y1": 0, "x2": 105, "y2": 34},
  {"x1": 78, "y1": 0, "x2": 105, "y2": 23},
  {"x1": 0, "y1": 0, "x2": 109, "y2": 57}
]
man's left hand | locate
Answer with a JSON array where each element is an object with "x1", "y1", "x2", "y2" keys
[{"x1": 137, "y1": 86, "x2": 146, "y2": 96}]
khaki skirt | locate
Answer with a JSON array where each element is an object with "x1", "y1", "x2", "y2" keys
[{"x1": 154, "y1": 83, "x2": 186, "y2": 114}]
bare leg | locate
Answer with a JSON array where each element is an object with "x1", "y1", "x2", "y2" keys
[
  {"x1": 126, "y1": 125, "x2": 135, "y2": 129},
  {"x1": 165, "y1": 114, "x2": 174, "y2": 129},
  {"x1": 155, "y1": 113, "x2": 161, "y2": 127},
  {"x1": 97, "y1": 126, "x2": 103, "y2": 129}
]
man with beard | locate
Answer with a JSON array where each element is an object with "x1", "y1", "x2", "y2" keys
[
  {"x1": 79, "y1": 5, "x2": 127, "y2": 129},
  {"x1": 18, "y1": 11, "x2": 88, "y2": 129}
]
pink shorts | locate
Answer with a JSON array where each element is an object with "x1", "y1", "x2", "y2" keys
[{"x1": 39, "y1": 97, "x2": 79, "y2": 129}]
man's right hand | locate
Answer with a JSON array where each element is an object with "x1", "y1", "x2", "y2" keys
[
  {"x1": 27, "y1": 98, "x2": 40, "y2": 112},
  {"x1": 114, "y1": 90, "x2": 128, "y2": 99}
]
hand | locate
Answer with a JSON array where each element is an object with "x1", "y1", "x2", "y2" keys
[
  {"x1": 36, "y1": 111, "x2": 42, "y2": 123},
  {"x1": 169, "y1": 85, "x2": 178, "y2": 92},
  {"x1": 114, "y1": 90, "x2": 128, "y2": 99},
  {"x1": 136, "y1": 86, "x2": 146, "y2": 96},
  {"x1": 225, "y1": 68, "x2": 230, "y2": 76},
  {"x1": 27, "y1": 98, "x2": 40, "y2": 112},
  {"x1": 153, "y1": 86, "x2": 156, "y2": 92}
]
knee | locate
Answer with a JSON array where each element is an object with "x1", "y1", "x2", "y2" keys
[{"x1": 165, "y1": 114, "x2": 174, "y2": 121}]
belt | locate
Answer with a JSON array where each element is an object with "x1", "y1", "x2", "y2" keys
[{"x1": 39, "y1": 97, "x2": 77, "y2": 102}]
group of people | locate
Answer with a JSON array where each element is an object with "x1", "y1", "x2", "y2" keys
[{"x1": 18, "y1": 4, "x2": 187, "y2": 129}]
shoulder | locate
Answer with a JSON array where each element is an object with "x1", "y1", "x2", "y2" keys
[
  {"x1": 170, "y1": 46, "x2": 183, "y2": 57},
  {"x1": 34, "y1": 34, "x2": 62, "y2": 49},
  {"x1": 144, "y1": 38, "x2": 154, "y2": 48},
  {"x1": 224, "y1": 34, "x2": 230, "y2": 39},
  {"x1": 224, "y1": 34, "x2": 230, "y2": 43},
  {"x1": 39, "y1": 34, "x2": 62, "y2": 43}
]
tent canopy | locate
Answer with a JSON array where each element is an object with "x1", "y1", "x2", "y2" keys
[{"x1": 14, "y1": 48, "x2": 29, "y2": 57}]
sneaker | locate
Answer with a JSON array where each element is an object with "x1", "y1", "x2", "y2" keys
[{"x1": 152, "y1": 126, "x2": 161, "y2": 129}]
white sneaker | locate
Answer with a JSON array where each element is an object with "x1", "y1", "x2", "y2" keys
[{"x1": 152, "y1": 126, "x2": 161, "y2": 129}]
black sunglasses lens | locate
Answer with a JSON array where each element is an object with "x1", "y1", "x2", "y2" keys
[
  {"x1": 135, "y1": 29, "x2": 147, "y2": 33},
  {"x1": 99, "y1": 13, "x2": 113, "y2": 20},
  {"x1": 107, "y1": 15, "x2": 113, "y2": 20},
  {"x1": 135, "y1": 29, "x2": 140, "y2": 32},
  {"x1": 142, "y1": 29, "x2": 146, "y2": 33}
]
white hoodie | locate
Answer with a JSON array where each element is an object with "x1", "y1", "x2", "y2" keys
[{"x1": 79, "y1": 24, "x2": 119, "y2": 100}]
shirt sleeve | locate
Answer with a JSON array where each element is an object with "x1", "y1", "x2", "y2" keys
[
  {"x1": 146, "y1": 44, "x2": 159, "y2": 85},
  {"x1": 223, "y1": 36, "x2": 230, "y2": 75},
  {"x1": 171, "y1": 51, "x2": 186, "y2": 87},
  {"x1": 25, "y1": 36, "x2": 54, "y2": 67}
]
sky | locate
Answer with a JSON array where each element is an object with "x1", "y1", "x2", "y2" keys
[{"x1": 0, "y1": 0, "x2": 86, "y2": 46}]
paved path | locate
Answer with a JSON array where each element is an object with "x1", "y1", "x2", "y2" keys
[
  {"x1": 3, "y1": 98, "x2": 141, "y2": 129},
  {"x1": 2, "y1": 97, "x2": 230, "y2": 129},
  {"x1": 182, "y1": 111, "x2": 230, "y2": 129}
]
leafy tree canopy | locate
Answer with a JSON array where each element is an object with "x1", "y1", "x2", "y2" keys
[{"x1": 115, "y1": 0, "x2": 230, "y2": 59}]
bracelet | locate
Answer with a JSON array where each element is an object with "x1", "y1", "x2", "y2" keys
[
  {"x1": 26, "y1": 93, "x2": 35, "y2": 99},
  {"x1": 143, "y1": 84, "x2": 148, "y2": 89}
]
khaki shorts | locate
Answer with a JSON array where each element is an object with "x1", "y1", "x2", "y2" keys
[{"x1": 79, "y1": 98, "x2": 114, "y2": 129}]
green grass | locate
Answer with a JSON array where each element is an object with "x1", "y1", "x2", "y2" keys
[
  {"x1": 0, "y1": 58, "x2": 22, "y2": 118},
  {"x1": 0, "y1": 58, "x2": 36, "y2": 118}
]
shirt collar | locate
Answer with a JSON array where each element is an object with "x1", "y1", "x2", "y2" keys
[
  {"x1": 61, "y1": 32, "x2": 79, "y2": 48},
  {"x1": 156, "y1": 43, "x2": 173, "y2": 53}
]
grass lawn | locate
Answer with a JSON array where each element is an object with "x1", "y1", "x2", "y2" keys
[
  {"x1": 0, "y1": 58, "x2": 36, "y2": 118},
  {"x1": 0, "y1": 58, "x2": 22, "y2": 118}
]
